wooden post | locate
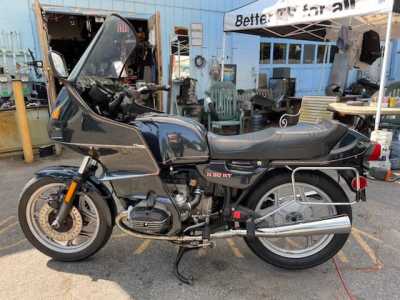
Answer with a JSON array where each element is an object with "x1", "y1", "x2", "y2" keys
[
  {"x1": 33, "y1": 0, "x2": 57, "y2": 107},
  {"x1": 149, "y1": 11, "x2": 164, "y2": 111},
  {"x1": 33, "y1": 0, "x2": 62, "y2": 155},
  {"x1": 12, "y1": 80, "x2": 34, "y2": 163},
  {"x1": 155, "y1": 12, "x2": 163, "y2": 111}
]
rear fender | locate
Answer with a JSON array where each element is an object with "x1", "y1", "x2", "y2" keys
[
  {"x1": 35, "y1": 166, "x2": 118, "y2": 224},
  {"x1": 237, "y1": 168, "x2": 290, "y2": 206}
]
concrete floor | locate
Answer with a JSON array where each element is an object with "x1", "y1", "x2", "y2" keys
[{"x1": 0, "y1": 152, "x2": 400, "y2": 300}]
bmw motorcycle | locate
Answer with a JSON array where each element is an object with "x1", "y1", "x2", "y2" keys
[{"x1": 18, "y1": 15, "x2": 379, "y2": 284}]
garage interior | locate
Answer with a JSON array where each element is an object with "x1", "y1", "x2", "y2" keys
[{"x1": 46, "y1": 12, "x2": 158, "y2": 100}]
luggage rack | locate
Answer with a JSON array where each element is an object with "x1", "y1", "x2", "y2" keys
[
  {"x1": 291, "y1": 166, "x2": 361, "y2": 206},
  {"x1": 254, "y1": 166, "x2": 361, "y2": 225}
]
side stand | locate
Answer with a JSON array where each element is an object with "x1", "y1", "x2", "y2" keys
[{"x1": 174, "y1": 246, "x2": 197, "y2": 285}]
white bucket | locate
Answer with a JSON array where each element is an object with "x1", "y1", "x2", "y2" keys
[{"x1": 371, "y1": 130, "x2": 393, "y2": 162}]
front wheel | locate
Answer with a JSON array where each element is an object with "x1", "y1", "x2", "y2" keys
[
  {"x1": 18, "y1": 177, "x2": 113, "y2": 261},
  {"x1": 245, "y1": 171, "x2": 352, "y2": 270}
]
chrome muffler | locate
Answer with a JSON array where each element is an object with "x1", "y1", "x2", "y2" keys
[
  {"x1": 210, "y1": 215, "x2": 351, "y2": 239},
  {"x1": 116, "y1": 212, "x2": 351, "y2": 241}
]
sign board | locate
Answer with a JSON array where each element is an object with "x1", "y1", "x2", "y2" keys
[{"x1": 224, "y1": 0, "x2": 395, "y2": 32}]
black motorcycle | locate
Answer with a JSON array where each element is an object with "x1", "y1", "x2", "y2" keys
[{"x1": 18, "y1": 15, "x2": 379, "y2": 284}]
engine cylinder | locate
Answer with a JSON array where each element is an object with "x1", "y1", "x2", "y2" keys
[{"x1": 127, "y1": 201, "x2": 171, "y2": 234}]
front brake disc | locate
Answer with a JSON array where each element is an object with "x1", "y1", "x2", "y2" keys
[{"x1": 38, "y1": 204, "x2": 83, "y2": 242}]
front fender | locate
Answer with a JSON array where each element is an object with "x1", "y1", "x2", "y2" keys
[{"x1": 35, "y1": 166, "x2": 118, "y2": 224}]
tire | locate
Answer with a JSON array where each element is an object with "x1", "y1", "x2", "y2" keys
[
  {"x1": 244, "y1": 171, "x2": 352, "y2": 270},
  {"x1": 18, "y1": 177, "x2": 113, "y2": 262}
]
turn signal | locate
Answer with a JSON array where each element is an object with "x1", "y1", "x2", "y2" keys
[
  {"x1": 51, "y1": 106, "x2": 62, "y2": 120},
  {"x1": 351, "y1": 176, "x2": 368, "y2": 191},
  {"x1": 368, "y1": 143, "x2": 382, "y2": 161}
]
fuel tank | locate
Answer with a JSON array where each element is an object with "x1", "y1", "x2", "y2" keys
[{"x1": 135, "y1": 114, "x2": 209, "y2": 165}]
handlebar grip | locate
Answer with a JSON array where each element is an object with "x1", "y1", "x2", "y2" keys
[{"x1": 137, "y1": 84, "x2": 170, "y2": 93}]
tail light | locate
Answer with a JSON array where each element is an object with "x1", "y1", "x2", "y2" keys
[
  {"x1": 351, "y1": 176, "x2": 368, "y2": 191},
  {"x1": 368, "y1": 143, "x2": 382, "y2": 161}
]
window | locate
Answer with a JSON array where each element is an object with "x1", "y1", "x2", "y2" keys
[
  {"x1": 171, "y1": 27, "x2": 190, "y2": 79},
  {"x1": 303, "y1": 45, "x2": 315, "y2": 64},
  {"x1": 289, "y1": 44, "x2": 301, "y2": 64},
  {"x1": 260, "y1": 42, "x2": 271, "y2": 64},
  {"x1": 273, "y1": 43, "x2": 287, "y2": 64},
  {"x1": 171, "y1": 27, "x2": 190, "y2": 56},
  {"x1": 317, "y1": 45, "x2": 327, "y2": 64},
  {"x1": 329, "y1": 45, "x2": 339, "y2": 63}
]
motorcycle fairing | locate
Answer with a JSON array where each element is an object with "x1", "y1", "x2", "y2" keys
[
  {"x1": 49, "y1": 83, "x2": 176, "y2": 202},
  {"x1": 50, "y1": 85, "x2": 160, "y2": 176},
  {"x1": 48, "y1": 15, "x2": 199, "y2": 202}
]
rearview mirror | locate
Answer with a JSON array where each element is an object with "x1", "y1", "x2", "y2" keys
[{"x1": 49, "y1": 50, "x2": 69, "y2": 79}]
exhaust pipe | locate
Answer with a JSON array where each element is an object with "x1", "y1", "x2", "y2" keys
[
  {"x1": 116, "y1": 212, "x2": 351, "y2": 241},
  {"x1": 210, "y1": 215, "x2": 351, "y2": 239}
]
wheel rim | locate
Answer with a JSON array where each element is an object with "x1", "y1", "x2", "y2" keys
[
  {"x1": 255, "y1": 183, "x2": 337, "y2": 259},
  {"x1": 26, "y1": 183, "x2": 100, "y2": 254}
]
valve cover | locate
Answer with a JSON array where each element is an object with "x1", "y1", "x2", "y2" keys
[{"x1": 127, "y1": 203, "x2": 171, "y2": 234}]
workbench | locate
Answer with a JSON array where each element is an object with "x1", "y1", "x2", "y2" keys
[{"x1": 0, "y1": 106, "x2": 51, "y2": 154}]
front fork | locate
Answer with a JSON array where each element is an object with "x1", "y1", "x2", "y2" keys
[{"x1": 51, "y1": 156, "x2": 95, "y2": 229}]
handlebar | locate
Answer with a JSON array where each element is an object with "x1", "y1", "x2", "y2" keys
[{"x1": 137, "y1": 84, "x2": 170, "y2": 93}]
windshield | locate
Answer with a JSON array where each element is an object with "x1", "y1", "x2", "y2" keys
[{"x1": 68, "y1": 15, "x2": 137, "y2": 82}]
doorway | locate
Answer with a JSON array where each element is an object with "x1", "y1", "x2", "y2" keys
[{"x1": 33, "y1": 1, "x2": 163, "y2": 110}]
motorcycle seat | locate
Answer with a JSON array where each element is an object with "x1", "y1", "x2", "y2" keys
[{"x1": 207, "y1": 120, "x2": 348, "y2": 161}]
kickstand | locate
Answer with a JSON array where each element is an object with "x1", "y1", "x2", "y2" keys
[{"x1": 174, "y1": 246, "x2": 196, "y2": 285}]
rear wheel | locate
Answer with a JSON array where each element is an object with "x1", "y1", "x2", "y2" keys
[
  {"x1": 19, "y1": 177, "x2": 113, "y2": 261},
  {"x1": 245, "y1": 171, "x2": 352, "y2": 270}
]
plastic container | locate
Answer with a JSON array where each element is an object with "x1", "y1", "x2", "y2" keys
[{"x1": 371, "y1": 130, "x2": 393, "y2": 161}]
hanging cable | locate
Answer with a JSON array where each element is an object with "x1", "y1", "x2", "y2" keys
[{"x1": 332, "y1": 258, "x2": 357, "y2": 300}]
